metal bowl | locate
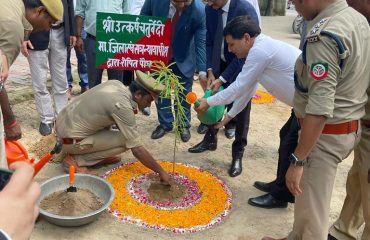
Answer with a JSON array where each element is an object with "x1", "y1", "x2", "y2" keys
[{"x1": 38, "y1": 174, "x2": 115, "y2": 227}]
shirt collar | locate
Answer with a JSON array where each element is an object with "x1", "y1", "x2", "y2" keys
[
  {"x1": 308, "y1": 0, "x2": 348, "y2": 30},
  {"x1": 222, "y1": 0, "x2": 231, "y2": 13}
]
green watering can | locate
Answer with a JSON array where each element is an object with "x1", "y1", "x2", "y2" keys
[{"x1": 186, "y1": 87, "x2": 225, "y2": 125}]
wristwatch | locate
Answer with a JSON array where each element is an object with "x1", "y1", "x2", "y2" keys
[{"x1": 289, "y1": 153, "x2": 306, "y2": 166}]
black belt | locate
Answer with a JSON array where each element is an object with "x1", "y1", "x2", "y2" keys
[{"x1": 52, "y1": 22, "x2": 64, "y2": 29}]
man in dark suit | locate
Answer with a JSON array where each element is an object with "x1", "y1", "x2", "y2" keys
[
  {"x1": 188, "y1": 0, "x2": 258, "y2": 177},
  {"x1": 141, "y1": 0, "x2": 207, "y2": 142},
  {"x1": 21, "y1": 0, "x2": 75, "y2": 136}
]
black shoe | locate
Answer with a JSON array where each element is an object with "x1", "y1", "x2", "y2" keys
[
  {"x1": 188, "y1": 140, "x2": 217, "y2": 153},
  {"x1": 229, "y1": 158, "x2": 242, "y2": 177},
  {"x1": 327, "y1": 234, "x2": 338, "y2": 240},
  {"x1": 180, "y1": 128, "x2": 191, "y2": 142},
  {"x1": 248, "y1": 193, "x2": 288, "y2": 209},
  {"x1": 225, "y1": 127, "x2": 235, "y2": 139},
  {"x1": 39, "y1": 122, "x2": 53, "y2": 136},
  {"x1": 151, "y1": 125, "x2": 170, "y2": 139},
  {"x1": 253, "y1": 181, "x2": 274, "y2": 193},
  {"x1": 197, "y1": 123, "x2": 209, "y2": 134}
]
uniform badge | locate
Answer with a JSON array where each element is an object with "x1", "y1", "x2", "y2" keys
[
  {"x1": 310, "y1": 18, "x2": 329, "y2": 35},
  {"x1": 310, "y1": 62, "x2": 329, "y2": 80}
]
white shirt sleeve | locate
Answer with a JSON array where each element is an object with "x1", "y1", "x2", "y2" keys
[
  {"x1": 227, "y1": 83, "x2": 258, "y2": 117},
  {"x1": 207, "y1": 46, "x2": 270, "y2": 114}
]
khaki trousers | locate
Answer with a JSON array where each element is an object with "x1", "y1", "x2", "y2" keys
[
  {"x1": 63, "y1": 129, "x2": 129, "y2": 166},
  {"x1": 288, "y1": 131, "x2": 359, "y2": 240},
  {"x1": 329, "y1": 125, "x2": 370, "y2": 240}
]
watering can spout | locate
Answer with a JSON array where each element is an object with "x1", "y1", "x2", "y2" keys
[
  {"x1": 5, "y1": 139, "x2": 63, "y2": 176},
  {"x1": 186, "y1": 87, "x2": 225, "y2": 125}
]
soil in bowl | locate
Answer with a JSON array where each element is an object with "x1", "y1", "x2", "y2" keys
[{"x1": 40, "y1": 189, "x2": 103, "y2": 216}]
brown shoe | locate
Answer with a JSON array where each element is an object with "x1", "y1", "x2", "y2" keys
[
  {"x1": 62, "y1": 154, "x2": 98, "y2": 175},
  {"x1": 81, "y1": 86, "x2": 89, "y2": 94}
]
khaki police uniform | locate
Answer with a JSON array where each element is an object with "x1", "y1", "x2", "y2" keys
[
  {"x1": 289, "y1": 1, "x2": 370, "y2": 240},
  {"x1": 329, "y1": 87, "x2": 370, "y2": 240},
  {"x1": 0, "y1": 0, "x2": 30, "y2": 66},
  {"x1": 56, "y1": 80, "x2": 142, "y2": 166}
]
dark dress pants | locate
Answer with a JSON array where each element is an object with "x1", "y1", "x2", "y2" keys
[{"x1": 270, "y1": 110, "x2": 299, "y2": 203}]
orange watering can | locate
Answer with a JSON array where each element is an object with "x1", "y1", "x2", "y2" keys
[{"x1": 5, "y1": 139, "x2": 63, "y2": 176}]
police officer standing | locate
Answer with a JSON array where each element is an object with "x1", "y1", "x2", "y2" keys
[
  {"x1": 328, "y1": 1, "x2": 370, "y2": 239},
  {"x1": 263, "y1": 0, "x2": 370, "y2": 240}
]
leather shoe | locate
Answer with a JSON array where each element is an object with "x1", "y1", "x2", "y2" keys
[
  {"x1": 180, "y1": 128, "x2": 191, "y2": 142},
  {"x1": 248, "y1": 193, "x2": 288, "y2": 209},
  {"x1": 39, "y1": 122, "x2": 53, "y2": 136},
  {"x1": 225, "y1": 127, "x2": 235, "y2": 139},
  {"x1": 327, "y1": 234, "x2": 338, "y2": 240},
  {"x1": 151, "y1": 125, "x2": 170, "y2": 139},
  {"x1": 254, "y1": 181, "x2": 273, "y2": 193},
  {"x1": 188, "y1": 140, "x2": 217, "y2": 153},
  {"x1": 229, "y1": 158, "x2": 242, "y2": 177},
  {"x1": 197, "y1": 123, "x2": 209, "y2": 134}
]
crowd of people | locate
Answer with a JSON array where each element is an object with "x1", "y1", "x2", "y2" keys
[{"x1": 0, "y1": 0, "x2": 369, "y2": 239}]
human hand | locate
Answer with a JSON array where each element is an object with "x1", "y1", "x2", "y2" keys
[
  {"x1": 215, "y1": 114, "x2": 232, "y2": 129},
  {"x1": 194, "y1": 98, "x2": 209, "y2": 113},
  {"x1": 198, "y1": 74, "x2": 208, "y2": 91},
  {"x1": 210, "y1": 79, "x2": 223, "y2": 94},
  {"x1": 4, "y1": 122, "x2": 22, "y2": 140},
  {"x1": 207, "y1": 70, "x2": 216, "y2": 88},
  {"x1": 0, "y1": 162, "x2": 40, "y2": 240},
  {"x1": 75, "y1": 36, "x2": 84, "y2": 52},
  {"x1": 69, "y1": 36, "x2": 77, "y2": 49},
  {"x1": 20, "y1": 40, "x2": 34, "y2": 57},
  {"x1": 159, "y1": 171, "x2": 171, "y2": 186},
  {"x1": 286, "y1": 165, "x2": 304, "y2": 196},
  {"x1": 0, "y1": 55, "x2": 9, "y2": 83}
]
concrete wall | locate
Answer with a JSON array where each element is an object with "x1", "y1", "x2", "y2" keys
[{"x1": 258, "y1": 0, "x2": 287, "y2": 16}]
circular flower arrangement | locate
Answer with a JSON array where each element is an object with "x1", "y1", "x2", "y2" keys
[
  {"x1": 103, "y1": 161, "x2": 232, "y2": 233},
  {"x1": 252, "y1": 90, "x2": 276, "y2": 104}
]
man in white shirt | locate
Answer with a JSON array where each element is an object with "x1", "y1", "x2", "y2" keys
[{"x1": 196, "y1": 15, "x2": 302, "y2": 208}]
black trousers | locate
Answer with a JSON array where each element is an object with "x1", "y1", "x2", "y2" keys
[
  {"x1": 203, "y1": 60, "x2": 252, "y2": 160},
  {"x1": 270, "y1": 110, "x2": 300, "y2": 203}
]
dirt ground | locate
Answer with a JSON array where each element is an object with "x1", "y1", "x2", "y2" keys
[{"x1": 13, "y1": 15, "x2": 356, "y2": 240}]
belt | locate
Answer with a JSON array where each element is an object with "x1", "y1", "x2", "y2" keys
[
  {"x1": 52, "y1": 22, "x2": 64, "y2": 29},
  {"x1": 62, "y1": 138, "x2": 82, "y2": 145},
  {"x1": 362, "y1": 119, "x2": 370, "y2": 128},
  {"x1": 298, "y1": 118, "x2": 358, "y2": 134}
]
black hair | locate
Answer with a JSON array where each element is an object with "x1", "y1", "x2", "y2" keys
[
  {"x1": 223, "y1": 15, "x2": 261, "y2": 39},
  {"x1": 23, "y1": 0, "x2": 44, "y2": 8},
  {"x1": 129, "y1": 81, "x2": 151, "y2": 96}
]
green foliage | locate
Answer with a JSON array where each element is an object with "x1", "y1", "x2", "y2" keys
[{"x1": 150, "y1": 61, "x2": 189, "y2": 172}]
